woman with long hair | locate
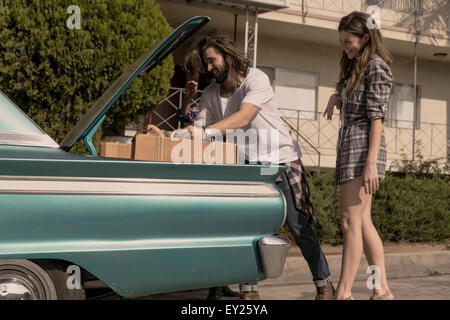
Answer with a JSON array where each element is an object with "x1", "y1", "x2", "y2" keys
[{"x1": 323, "y1": 11, "x2": 394, "y2": 300}]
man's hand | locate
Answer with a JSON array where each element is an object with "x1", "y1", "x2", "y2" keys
[
  {"x1": 145, "y1": 125, "x2": 164, "y2": 136},
  {"x1": 184, "y1": 125, "x2": 204, "y2": 138},
  {"x1": 323, "y1": 94, "x2": 341, "y2": 120}
]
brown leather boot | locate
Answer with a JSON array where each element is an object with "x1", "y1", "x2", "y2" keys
[
  {"x1": 315, "y1": 283, "x2": 336, "y2": 300},
  {"x1": 240, "y1": 291, "x2": 261, "y2": 300}
]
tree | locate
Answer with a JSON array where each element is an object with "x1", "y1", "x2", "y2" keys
[{"x1": 0, "y1": 0, "x2": 174, "y2": 153}]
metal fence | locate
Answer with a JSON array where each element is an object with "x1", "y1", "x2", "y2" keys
[
  {"x1": 279, "y1": 107, "x2": 449, "y2": 170},
  {"x1": 149, "y1": 87, "x2": 203, "y2": 131},
  {"x1": 148, "y1": 88, "x2": 449, "y2": 170}
]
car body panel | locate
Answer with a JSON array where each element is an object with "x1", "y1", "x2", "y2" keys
[
  {"x1": 0, "y1": 192, "x2": 282, "y2": 297},
  {"x1": 0, "y1": 144, "x2": 285, "y2": 297},
  {"x1": 0, "y1": 145, "x2": 284, "y2": 183}
]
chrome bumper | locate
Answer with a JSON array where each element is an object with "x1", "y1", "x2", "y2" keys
[{"x1": 258, "y1": 236, "x2": 291, "y2": 278}]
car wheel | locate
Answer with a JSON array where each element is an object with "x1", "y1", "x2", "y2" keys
[
  {"x1": 0, "y1": 259, "x2": 58, "y2": 300},
  {"x1": 34, "y1": 260, "x2": 86, "y2": 300}
]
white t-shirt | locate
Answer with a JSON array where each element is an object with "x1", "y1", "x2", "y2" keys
[{"x1": 195, "y1": 68, "x2": 302, "y2": 164}]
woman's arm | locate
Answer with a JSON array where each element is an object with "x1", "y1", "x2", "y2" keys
[
  {"x1": 323, "y1": 93, "x2": 341, "y2": 120},
  {"x1": 181, "y1": 80, "x2": 198, "y2": 114},
  {"x1": 367, "y1": 119, "x2": 383, "y2": 164},
  {"x1": 362, "y1": 58, "x2": 393, "y2": 195},
  {"x1": 362, "y1": 118, "x2": 383, "y2": 194}
]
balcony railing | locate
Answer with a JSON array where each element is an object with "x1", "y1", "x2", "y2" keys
[
  {"x1": 289, "y1": 0, "x2": 450, "y2": 36},
  {"x1": 298, "y1": 0, "x2": 423, "y2": 16}
]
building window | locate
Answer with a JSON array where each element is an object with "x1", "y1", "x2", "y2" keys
[
  {"x1": 259, "y1": 66, "x2": 319, "y2": 120},
  {"x1": 387, "y1": 83, "x2": 420, "y2": 129}
]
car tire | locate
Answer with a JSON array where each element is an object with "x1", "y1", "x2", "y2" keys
[
  {"x1": 0, "y1": 259, "x2": 58, "y2": 300},
  {"x1": 34, "y1": 260, "x2": 86, "y2": 300}
]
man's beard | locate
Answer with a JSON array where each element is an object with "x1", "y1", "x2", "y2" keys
[{"x1": 210, "y1": 62, "x2": 229, "y2": 84}]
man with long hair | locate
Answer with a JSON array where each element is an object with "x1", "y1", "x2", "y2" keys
[
  {"x1": 323, "y1": 11, "x2": 394, "y2": 300},
  {"x1": 180, "y1": 35, "x2": 335, "y2": 300}
]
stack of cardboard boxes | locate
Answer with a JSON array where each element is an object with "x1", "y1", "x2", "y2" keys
[{"x1": 100, "y1": 134, "x2": 237, "y2": 164}]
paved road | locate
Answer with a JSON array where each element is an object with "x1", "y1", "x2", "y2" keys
[
  {"x1": 103, "y1": 274, "x2": 450, "y2": 300},
  {"x1": 100, "y1": 243, "x2": 450, "y2": 300},
  {"x1": 258, "y1": 274, "x2": 450, "y2": 300}
]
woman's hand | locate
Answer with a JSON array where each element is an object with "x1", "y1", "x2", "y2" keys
[
  {"x1": 185, "y1": 80, "x2": 198, "y2": 100},
  {"x1": 323, "y1": 93, "x2": 341, "y2": 120},
  {"x1": 361, "y1": 161, "x2": 379, "y2": 195}
]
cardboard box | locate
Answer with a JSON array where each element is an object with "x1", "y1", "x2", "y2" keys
[
  {"x1": 100, "y1": 141, "x2": 132, "y2": 159},
  {"x1": 132, "y1": 134, "x2": 237, "y2": 164},
  {"x1": 131, "y1": 134, "x2": 178, "y2": 162}
]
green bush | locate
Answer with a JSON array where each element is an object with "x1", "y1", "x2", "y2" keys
[
  {"x1": 309, "y1": 171, "x2": 342, "y2": 245},
  {"x1": 373, "y1": 174, "x2": 450, "y2": 242},
  {"x1": 277, "y1": 171, "x2": 450, "y2": 244},
  {"x1": 0, "y1": 0, "x2": 174, "y2": 153},
  {"x1": 389, "y1": 146, "x2": 450, "y2": 177}
]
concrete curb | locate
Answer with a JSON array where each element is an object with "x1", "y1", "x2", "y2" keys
[{"x1": 261, "y1": 250, "x2": 450, "y2": 287}]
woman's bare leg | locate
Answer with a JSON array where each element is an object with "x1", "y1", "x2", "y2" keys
[
  {"x1": 335, "y1": 177, "x2": 371, "y2": 300},
  {"x1": 361, "y1": 193, "x2": 394, "y2": 299}
]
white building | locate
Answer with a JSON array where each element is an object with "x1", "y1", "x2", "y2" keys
[{"x1": 147, "y1": 0, "x2": 450, "y2": 170}]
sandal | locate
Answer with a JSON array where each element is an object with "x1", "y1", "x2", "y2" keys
[
  {"x1": 370, "y1": 291, "x2": 394, "y2": 300},
  {"x1": 333, "y1": 293, "x2": 355, "y2": 300}
]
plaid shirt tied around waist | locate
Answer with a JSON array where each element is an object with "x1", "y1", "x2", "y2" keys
[{"x1": 276, "y1": 159, "x2": 317, "y2": 229}]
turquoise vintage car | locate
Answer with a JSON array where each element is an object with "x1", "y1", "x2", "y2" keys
[{"x1": 0, "y1": 16, "x2": 289, "y2": 300}]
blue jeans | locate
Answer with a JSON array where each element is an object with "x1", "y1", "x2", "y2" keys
[{"x1": 276, "y1": 171, "x2": 331, "y2": 287}]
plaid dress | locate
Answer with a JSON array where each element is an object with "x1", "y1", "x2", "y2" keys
[{"x1": 335, "y1": 56, "x2": 393, "y2": 186}]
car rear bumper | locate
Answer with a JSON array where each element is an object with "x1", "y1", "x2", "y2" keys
[{"x1": 258, "y1": 236, "x2": 291, "y2": 278}]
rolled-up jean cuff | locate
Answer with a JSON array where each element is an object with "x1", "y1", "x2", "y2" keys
[
  {"x1": 240, "y1": 283, "x2": 258, "y2": 292},
  {"x1": 314, "y1": 276, "x2": 332, "y2": 288}
]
